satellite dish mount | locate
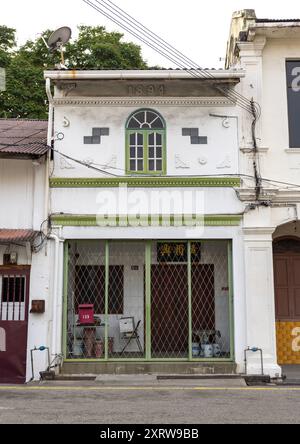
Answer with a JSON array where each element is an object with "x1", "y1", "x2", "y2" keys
[{"x1": 47, "y1": 27, "x2": 72, "y2": 69}]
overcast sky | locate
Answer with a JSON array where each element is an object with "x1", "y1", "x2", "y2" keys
[{"x1": 2, "y1": 0, "x2": 300, "y2": 68}]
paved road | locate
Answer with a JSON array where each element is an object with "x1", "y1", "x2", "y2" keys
[{"x1": 0, "y1": 382, "x2": 300, "y2": 424}]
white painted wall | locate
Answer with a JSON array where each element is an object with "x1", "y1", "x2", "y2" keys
[
  {"x1": 0, "y1": 157, "x2": 53, "y2": 381},
  {"x1": 229, "y1": 27, "x2": 300, "y2": 375},
  {"x1": 53, "y1": 104, "x2": 239, "y2": 178},
  {"x1": 0, "y1": 159, "x2": 46, "y2": 230}
]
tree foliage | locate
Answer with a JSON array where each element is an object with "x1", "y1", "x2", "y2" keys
[{"x1": 0, "y1": 25, "x2": 148, "y2": 119}]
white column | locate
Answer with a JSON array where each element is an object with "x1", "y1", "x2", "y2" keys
[{"x1": 243, "y1": 228, "x2": 281, "y2": 377}]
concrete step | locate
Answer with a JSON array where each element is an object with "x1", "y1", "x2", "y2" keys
[
  {"x1": 54, "y1": 375, "x2": 96, "y2": 382},
  {"x1": 37, "y1": 373, "x2": 246, "y2": 388},
  {"x1": 61, "y1": 362, "x2": 237, "y2": 376}
]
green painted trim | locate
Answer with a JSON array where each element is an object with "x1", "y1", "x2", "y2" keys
[
  {"x1": 145, "y1": 242, "x2": 152, "y2": 361},
  {"x1": 51, "y1": 214, "x2": 243, "y2": 227},
  {"x1": 126, "y1": 130, "x2": 167, "y2": 175},
  {"x1": 50, "y1": 177, "x2": 241, "y2": 189},
  {"x1": 63, "y1": 358, "x2": 234, "y2": 363},
  {"x1": 228, "y1": 240, "x2": 235, "y2": 361},
  {"x1": 125, "y1": 108, "x2": 167, "y2": 130},
  {"x1": 62, "y1": 241, "x2": 69, "y2": 359},
  {"x1": 187, "y1": 241, "x2": 193, "y2": 361},
  {"x1": 104, "y1": 241, "x2": 109, "y2": 361}
]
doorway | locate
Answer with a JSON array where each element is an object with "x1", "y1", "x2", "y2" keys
[
  {"x1": 0, "y1": 266, "x2": 30, "y2": 383},
  {"x1": 273, "y1": 238, "x2": 300, "y2": 365},
  {"x1": 64, "y1": 240, "x2": 233, "y2": 362}
]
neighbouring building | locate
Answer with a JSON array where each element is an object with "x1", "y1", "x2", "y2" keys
[
  {"x1": 226, "y1": 10, "x2": 300, "y2": 374},
  {"x1": 0, "y1": 119, "x2": 51, "y2": 383},
  {"x1": 1, "y1": 9, "x2": 300, "y2": 383}
]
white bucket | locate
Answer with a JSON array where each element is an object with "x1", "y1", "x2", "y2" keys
[
  {"x1": 73, "y1": 341, "x2": 83, "y2": 357},
  {"x1": 203, "y1": 344, "x2": 214, "y2": 358},
  {"x1": 192, "y1": 343, "x2": 200, "y2": 357},
  {"x1": 213, "y1": 344, "x2": 221, "y2": 357}
]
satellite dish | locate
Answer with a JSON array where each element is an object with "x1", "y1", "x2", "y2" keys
[
  {"x1": 46, "y1": 27, "x2": 72, "y2": 69},
  {"x1": 48, "y1": 27, "x2": 72, "y2": 52}
]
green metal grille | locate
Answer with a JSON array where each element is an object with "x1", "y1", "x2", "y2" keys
[{"x1": 65, "y1": 240, "x2": 233, "y2": 361}]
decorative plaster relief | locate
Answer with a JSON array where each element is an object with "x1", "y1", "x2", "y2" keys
[
  {"x1": 60, "y1": 157, "x2": 75, "y2": 170},
  {"x1": 84, "y1": 128, "x2": 110, "y2": 145},
  {"x1": 102, "y1": 156, "x2": 117, "y2": 170},
  {"x1": 82, "y1": 158, "x2": 94, "y2": 166},
  {"x1": 217, "y1": 156, "x2": 232, "y2": 169},
  {"x1": 175, "y1": 155, "x2": 190, "y2": 169},
  {"x1": 182, "y1": 128, "x2": 208, "y2": 145},
  {"x1": 222, "y1": 118, "x2": 230, "y2": 129},
  {"x1": 209, "y1": 113, "x2": 237, "y2": 129},
  {"x1": 63, "y1": 117, "x2": 70, "y2": 128},
  {"x1": 198, "y1": 157, "x2": 208, "y2": 166}
]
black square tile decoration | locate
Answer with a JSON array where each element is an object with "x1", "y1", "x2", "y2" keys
[
  {"x1": 100, "y1": 128, "x2": 110, "y2": 136},
  {"x1": 190, "y1": 128, "x2": 200, "y2": 137},
  {"x1": 182, "y1": 128, "x2": 192, "y2": 136},
  {"x1": 92, "y1": 128, "x2": 102, "y2": 137},
  {"x1": 84, "y1": 128, "x2": 110, "y2": 144},
  {"x1": 182, "y1": 128, "x2": 208, "y2": 145}
]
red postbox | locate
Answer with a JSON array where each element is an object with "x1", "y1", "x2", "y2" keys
[{"x1": 78, "y1": 305, "x2": 94, "y2": 325}]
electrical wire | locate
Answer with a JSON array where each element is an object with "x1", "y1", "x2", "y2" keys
[
  {"x1": 83, "y1": 0, "x2": 257, "y2": 114},
  {"x1": 81, "y1": 0, "x2": 263, "y2": 199},
  {"x1": 48, "y1": 145, "x2": 119, "y2": 177}
]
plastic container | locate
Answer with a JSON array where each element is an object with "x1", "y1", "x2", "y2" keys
[
  {"x1": 192, "y1": 343, "x2": 200, "y2": 357},
  {"x1": 203, "y1": 344, "x2": 214, "y2": 358},
  {"x1": 213, "y1": 344, "x2": 221, "y2": 357},
  {"x1": 94, "y1": 341, "x2": 104, "y2": 358},
  {"x1": 73, "y1": 341, "x2": 83, "y2": 357}
]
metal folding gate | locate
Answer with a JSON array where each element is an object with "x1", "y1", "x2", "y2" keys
[
  {"x1": 0, "y1": 266, "x2": 30, "y2": 384},
  {"x1": 64, "y1": 240, "x2": 234, "y2": 362}
]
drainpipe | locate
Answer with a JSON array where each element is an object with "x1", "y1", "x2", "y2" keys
[
  {"x1": 45, "y1": 77, "x2": 53, "y2": 229},
  {"x1": 48, "y1": 234, "x2": 64, "y2": 360}
]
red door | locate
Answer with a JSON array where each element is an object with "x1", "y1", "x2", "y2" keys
[
  {"x1": 274, "y1": 255, "x2": 300, "y2": 321},
  {"x1": 0, "y1": 266, "x2": 30, "y2": 384},
  {"x1": 274, "y1": 239, "x2": 300, "y2": 364}
]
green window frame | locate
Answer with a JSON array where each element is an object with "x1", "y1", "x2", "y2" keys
[{"x1": 126, "y1": 109, "x2": 167, "y2": 175}]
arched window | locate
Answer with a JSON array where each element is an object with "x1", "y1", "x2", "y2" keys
[{"x1": 126, "y1": 109, "x2": 166, "y2": 175}]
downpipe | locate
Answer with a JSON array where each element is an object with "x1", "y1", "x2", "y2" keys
[
  {"x1": 45, "y1": 77, "x2": 53, "y2": 229},
  {"x1": 49, "y1": 234, "x2": 64, "y2": 363}
]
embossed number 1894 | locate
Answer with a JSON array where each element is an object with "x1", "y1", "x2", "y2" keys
[{"x1": 128, "y1": 84, "x2": 165, "y2": 96}]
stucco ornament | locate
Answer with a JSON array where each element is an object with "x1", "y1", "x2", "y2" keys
[
  {"x1": 102, "y1": 156, "x2": 117, "y2": 170},
  {"x1": 63, "y1": 117, "x2": 70, "y2": 128},
  {"x1": 222, "y1": 118, "x2": 230, "y2": 129},
  {"x1": 175, "y1": 155, "x2": 190, "y2": 169},
  {"x1": 82, "y1": 158, "x2": 94, "y2": 166},
  {"x1": 217, "y1": 156, "x2": 232, "y2": 169},
  {"x1": 60, "y1": 157, "x2": 75, "y2": 170},
  {"x1": 198, "y1": 157, "x2": 208, "y2": 166}
]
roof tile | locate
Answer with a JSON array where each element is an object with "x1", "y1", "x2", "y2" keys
[
  {"x1": 0, "y1": 229, "x2": 39, "y2": 243},
  {"x1": 0, "y1": 119, "x2": 48, "y2": 158}
]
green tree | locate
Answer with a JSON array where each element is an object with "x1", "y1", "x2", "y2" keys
[
  {"x1": 0, "y1": 25, "x2": 148, "y2": 119},
  {"x1": 0, "y1": 25, "x2": 16, "y2": 68}
]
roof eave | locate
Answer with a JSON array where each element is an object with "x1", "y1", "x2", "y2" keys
[
  {"x1": 0, "y1": 152, "x2": 47, "y2": 160},
  {"x1": 44, "y1": 69, "x2": 245, "y2": 81}
]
